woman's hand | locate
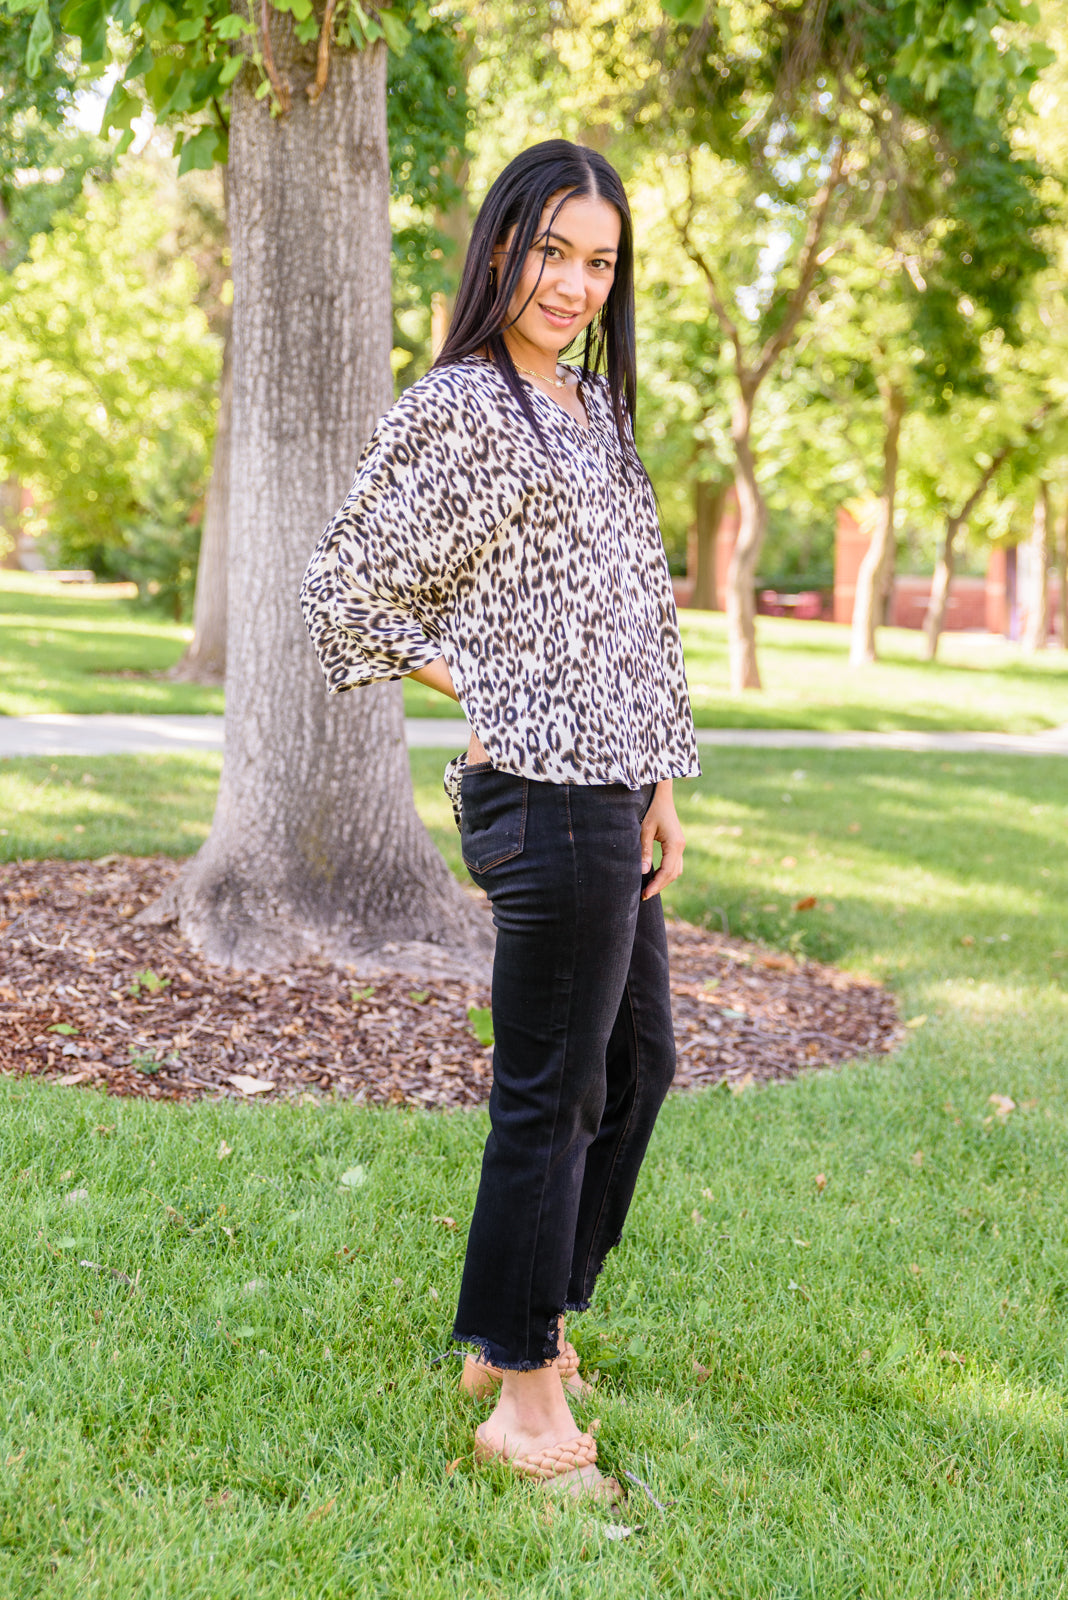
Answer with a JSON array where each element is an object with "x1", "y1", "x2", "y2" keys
[{"x1": 640, "y1": 780, "x2": 685, "y2": 901}]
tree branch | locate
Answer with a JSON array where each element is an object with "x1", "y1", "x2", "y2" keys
[
  {"x1": 260, "y1": 0, "x2": 291, "y2": 115},
  {"x1": 306, "y1": 0, "x2": 338, "y2": 104},
  {"x1": 666, "y1": 149, "x2": 746, "y2": 385},
  {"x1": 953, "y1": 403, "x2": 1052, "y2": 524},
  {"x1": 753, "y1": 138, "x2": 848, "y2": 387}
]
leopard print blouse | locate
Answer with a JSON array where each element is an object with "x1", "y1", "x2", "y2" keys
[{"x1": 299, "y1": 354, "x2": 700, "y2": 789}]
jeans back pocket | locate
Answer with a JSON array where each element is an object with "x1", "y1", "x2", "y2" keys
[{"x1": 460, "y1": 767, "x2": 528, "y2": 873}]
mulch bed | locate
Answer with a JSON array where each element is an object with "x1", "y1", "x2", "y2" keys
[{"x1": 0, "y1": 856, "x2": 902, "y2": 1109}]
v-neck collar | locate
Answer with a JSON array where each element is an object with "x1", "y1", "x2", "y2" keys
[{"x1": 467, "y1": 354, "x2": 597, "y2": 439}]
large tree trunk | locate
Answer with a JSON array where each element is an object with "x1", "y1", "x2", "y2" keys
[
  {"x1": 922, "y1": 514, "x2": 962, "y2": 661},
  {"x1": 169, "y1": 315, "x2": 231, "y2": 683},
  {"x1": 1021, "y1": 480, "x2": 1051, "y2": 653},
  {"x1": 726, "y1": 390, "x2": 766, "y2": 690},
  {"x1": 692, "y1": 477, "x2": 727, "y2": 612},
  {"x1": 850, "y1": 381, "x2": 905, "y2": 666},
  {"x1": 1055, "y1": 495, "x2": 1068, "y2": 650},
  {"x1": 142, "y1": 30, "x2": 490, "y2": 977}
]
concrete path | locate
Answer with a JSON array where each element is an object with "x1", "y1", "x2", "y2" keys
[{"x1": 1, "y1": 712, "x2": 1066, "y2": 758}]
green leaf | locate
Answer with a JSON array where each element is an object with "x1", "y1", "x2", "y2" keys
[
  {"x1": 61, "y1": 0, "x2": 109, "y2": 63},
  {"x1": 124, "y1": 42, "x2": 155, "y2": 80},
  {"x1": 338, "y1": 1165, "x2": 368, "y2": 1190},
  {"x1": 467, "y1": 1005, "x2": 494, "y2": 1048},
  {"x1": 378, "y1": 9, "x2": 409, "y2": 54},
  {"x1": 661, "y1": 0, "x2": 704, "y2": 22},
  {"x1": 101, "y1": 82, "x2": 141, "y2": 135},
  {"x1": 48, "y1": 1022, "x2": 78, "y2": 1036},
  {"x1": 176, "y1": 125, "x2": 222, "y2": 175},
  {"x1": 213, "y1": 12, "x2": 252, "y2": 37},
  {"x1": 25, "y1": 2, "x2": 54, "y2": 77},
  {"x1": 218, "y1": 52, "x2": 244, "y2": 84}
]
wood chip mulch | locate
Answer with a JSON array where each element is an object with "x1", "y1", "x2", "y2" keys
[{"x1": 0, "y1": 856, "x2": 902, "y2": 1109}]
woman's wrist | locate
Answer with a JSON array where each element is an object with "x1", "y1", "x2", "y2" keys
[{"x1": 408, "y1": 656, "x2": 459, "y2": 701}]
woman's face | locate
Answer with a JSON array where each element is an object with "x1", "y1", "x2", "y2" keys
[{"x1": 494, "y1": 190, "x2": 621, "y2": 364}]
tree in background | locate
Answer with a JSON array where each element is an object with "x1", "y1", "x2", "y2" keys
[
  {"x1": 0, "y1": 160, "x2": 220, "y2": 598},
  {"x1": 12, "y1": 0, "x2": 485, "y2": 972},
  {"x1": 641, "y1": 0, "x2": 1052, "y2": 686},
  {"x1": 0, "y1": 0, "x2": 112, "y2": 565}
]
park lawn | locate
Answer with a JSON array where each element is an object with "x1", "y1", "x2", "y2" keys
[
  {"x1": 1, "y1": 748, "x2": 1067, "y2": 1596},
  {"x1": 5, "y1": 570, "x2": 1067, "y2": 732},
  {"x1": 0, "y1": 575, "x2": 223, "y2": 717}
]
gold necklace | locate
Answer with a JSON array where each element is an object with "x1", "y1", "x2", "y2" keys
[{"x1": 512, "y1": 359, "x2": 568, "y2": 390}]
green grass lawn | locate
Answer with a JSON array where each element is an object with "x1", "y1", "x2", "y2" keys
[
  {"x1": 0, "y1": 575, "x2": 223, "y2": 717},
  {"x1": 5, "y1": 572, "x2": 1067, "y2": 732},
  {"x1": 2, "y1": 747, "x2": 1067, "y2": 1595}
]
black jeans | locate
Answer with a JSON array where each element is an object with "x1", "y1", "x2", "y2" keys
[{"x1": 452, "y1": 767, "x2": 677, "y2": 1369}]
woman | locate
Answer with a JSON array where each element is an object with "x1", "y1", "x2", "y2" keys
[{"x1": 300, "y1": 140, "x2": 700, "y2": 1501}]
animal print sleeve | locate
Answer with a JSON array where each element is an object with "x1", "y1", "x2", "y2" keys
[{"x1": 299, "y1": 376, "x2": 524, "y2": 694}]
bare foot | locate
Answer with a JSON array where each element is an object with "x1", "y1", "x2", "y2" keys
[{"x1": 476, "y1": 1366, "x2": 615, "y2": 1501}]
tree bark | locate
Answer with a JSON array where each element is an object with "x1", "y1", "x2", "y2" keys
[
  {"x1": 0, "y1": 476, "x2": 22, "y2": 568},
  {"x1": 692, "y1": 477, "x2": 726, "y2": 612},
  {"x1": 169, "y1": 315, "x2": 231, "y2": 683},
  {"x1": 1055, "y1": 495, "x2": 1068, "y2": 651},
  {"x1": 850, "y1": 381, "x2": 906, "y2": 666},
  {"x1": 142, "y1": 28, "x2": 491, "y2": 976},
  {"x1": 725, "y1": 390, "x2": 767, "y2": 690},
  {"x1": 922, "y1": 516, "x2": 960, "y2": 661},
  {"x1": 1021, "y1": 480, "x2": 1051, "y2": 653}
]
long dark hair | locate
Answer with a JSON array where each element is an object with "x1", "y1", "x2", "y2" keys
[{"x1": 434, "y1": 140, "x2": 639, "y2": 461}]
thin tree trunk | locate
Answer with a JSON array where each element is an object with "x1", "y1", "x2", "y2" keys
[
  {"x1": 0, "y1": 476, "x2": 21, "y2": 568},
  {"x1": 1021, "y1": 481, "x2": 1051, "y2": 653},
  {"x1": 850, "y1": 381, "x2": 906, "y2": 666},
  {"x1": 141, "y1": 27, "x2": 490, "y2": 976},
  {"x1": 922, "y1": 515, "x2": 961, "y2": 661},
  {"x1": 1055, "y1": 495, "x2": 1067, "y2": 650},
  {"x1": 170, "y1": 315, "x2": 232, "y2": 683},
  {"x1": 726, "y1": 390, "x2": 766, "y2": 690},
  {"x1": 693, "y1": 478, "x2": 726, "y2": 612}
]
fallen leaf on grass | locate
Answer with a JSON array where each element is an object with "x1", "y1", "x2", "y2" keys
[
  {"x1": 814, "y1": 1172, "x2": 827, "y2": 1192},
  {"x1": 217, "y1": 1140, "x2": 233, "y2": 1160},
  {"x1": 306, "y1": 1496, "x2": 336, "y2": 1523},
  {"x1": 467, "y1": 1005, "x2": 494, "y2": 1047},
  {"x1": 226, "y1": 1074, "x2": 274, "y2": 1096},
  {"x1": 56, "y1": 1071, "x2": 89, "y2": 1086},
  {"x1": 338, "y1": 1165, "x2": 368, "y2": 1190},
  {"x1": 988, "y1": 1094, "x2": 1016, "y2": 1120},
  {"x1": 433, "y1": 1215, "x2": 457, "y2": 1230},
  {"x1": 603, "y1": 1524, "x2": 635, "y2": 1540},
  {"x1": 794, "y1": 896, "x2": 818, "y2": 913},
  {"x1": 909, "y1": 1263, "x2": 922, "y2": 1277},
  {"x1": 445, "y1": 1458, "x2": 461, "y2": 1476},
  {"x1": 64, "y1": 1188, "x2": 89, "y2": 1205},
  {"x1": 939, "y1": 1348, "x2": 966, "y2": 1367},
  {"x1": 692, "y1": 1361, "x2": 712, "y2": 1383},
  {"x1": 961, "y1": 935, "x2": 975, "y2": 947},
  {"x1": 911, "y1": 1150, "x2": 924, "y2": 1167},
  {"x1": 729, "y1": 1071, "x2": 755, "y2": 1095},
  {"x1": 905, "y1": 1015, "x2": 928, "y2": 1030}
]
